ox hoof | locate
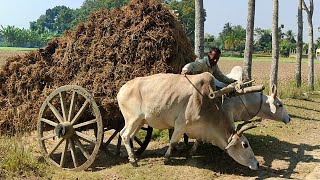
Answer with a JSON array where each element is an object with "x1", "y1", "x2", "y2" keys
[
  {"x1": 164, "y1": 158, "x2": 172, "y2": 165},
  {"x1": 185, "y1": 154, "x2": 192, "y2": 160},
  {"x1": 130, "y1": 161, "x2": 139, "y2": 167}
]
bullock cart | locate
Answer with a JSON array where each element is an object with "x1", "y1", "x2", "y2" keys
[
  {"x1": 37, "y1": 79, "x2": 263, "y2": 171},
  {"x1": 37, "y1": 85, "x2": 153, "y2": 171}
]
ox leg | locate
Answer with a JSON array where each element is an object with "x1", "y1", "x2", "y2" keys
[
  {"x1": 120, "y1": 118, "x2": 143, "y2": 167},
  {"x1": 187, "y1": 140, "x2": 201, "y2": 159},
  {"x1": 164, "y1": 126, "x2": 185, "y2": 164}
]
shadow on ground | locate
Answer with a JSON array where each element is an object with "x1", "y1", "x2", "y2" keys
[{"x1": 88, "y1": 133, "x2": 320, "y2": 179}]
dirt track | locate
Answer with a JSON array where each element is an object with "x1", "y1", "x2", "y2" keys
[{"x1": 218, "y1": 59, "x2": 320, "y2": 85}]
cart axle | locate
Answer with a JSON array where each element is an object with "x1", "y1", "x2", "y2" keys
[{"x1": 55, "y1": 122, "x2": 75, "y2": 138}]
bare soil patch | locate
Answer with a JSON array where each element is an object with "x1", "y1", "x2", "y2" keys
[
  {"x1": 0, "y1": 50, "x2": 29, "y2": 68},
  {"x1": 218, "y1": 59, "x2": 320, "y2": 85}
]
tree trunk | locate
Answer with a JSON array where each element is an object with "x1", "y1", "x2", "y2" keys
[
  {"x1": 270, "y1": 0, "x2": 279, "y2": 89},
  {"x1": 295, "y1": 0, "x2": 303, "y2": 87},
  {"x1": 243, "y1": 0, "x2": 255, "y2": 81},
  {"x1": 194, "y1": 0, "x2": 204, "y2": 59},
  {"x1": 303, "y1": 0, "x2": 314, "y2": 91},
  {"x1": 307, "y1": 15, "x2": 314, "y2": 90}
]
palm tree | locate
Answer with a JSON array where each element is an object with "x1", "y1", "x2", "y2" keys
[
  {"x1": 302, "y1": 0, "x2": 314, "y2": 91},
  {"x1": 270, "y1": 0, "x2": 279, "y2": 89},
  {"x1": 285, "y1": 30, "x2": 296, "y2": 43},
  {"x1": 296, "y1": 0, "x2": 303, "y2": 87},
  {"x1": 0, "y1": 25, "x2": 17, "y2": 47},
  {"x1": 194, "y1": 0, "x2": 204, "y2": 59},
  {"x1": 243, "y1": 0, "x2": 256, "y2": 81}
]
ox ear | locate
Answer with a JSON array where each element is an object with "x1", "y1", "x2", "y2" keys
[
  {"x1": 270, "y1": 103, "x2": 276, "y2": 114},
  {"x1": 270, "y1": 84, "x2": 277, "y2": 99},
  {"x1": 266, "y1": 96, "x2": 277, "y2": 114}
]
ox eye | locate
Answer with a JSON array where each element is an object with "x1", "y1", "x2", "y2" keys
[
  {"x1": 242, "y1": 142, "x2": 249, "y2": 148},
  {"x1": 278, "y1": 103, "x2": 283, "y2": 107}
]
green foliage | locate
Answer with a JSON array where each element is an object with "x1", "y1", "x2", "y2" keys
[
  {"x1": 204, "y1": 33, "x2": 220, "y2": 51},
  {"x1": 221, "y1": 51, "x2": 243, "y2": 58},
  {"x1": 280, "y1": 39, "x2": 295, "y2": 57},
  {"x1": 0, "y1": 25, "x2": 58, "y2": 48},
  {"x1": 30, "y1": 6, "x2": 76, "y2": 35},
  {"x1": 0, "y1": 136, "x2": 47, "y2": 178},
  {"x1": 315, "y1": 37, "x2": 320, "y2": 49},
  {"x1": 218, "y1": 23, "x2": 246, "y2": 51},
  {"x1": 254, "y1": 28, "x2": 272, "y2": 53},
  {"x1": 279, "y1": 30, "x2": 296, "y2": 57},
  {"x1": 262, "y1": 76, "x2": 320, "y2": 100},
  {"x1": 72, "y1": 0, "x2": 130, "y2": 26},
  {"x1": 167, "y1": 0, "x2": 196, "y2": 44},
  {"x1": 151, "y1": 129, "x2": 169, "y2": 142},
  {"x1": 278, "y1": 81, "x2": 307, "y2": 99}
]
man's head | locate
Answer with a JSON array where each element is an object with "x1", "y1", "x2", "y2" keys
[{"x1": 208, "y1": 47, "x2": 221, "y2": 66}]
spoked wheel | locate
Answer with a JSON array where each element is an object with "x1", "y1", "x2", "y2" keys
[
  {"x1": 103, "y1": 124, "x2": 153, "y2": 156},
  {"x1": 37, "y1": 85, "x2": 103, "y2": 171},
  {"x1": 131, "y1": 125, "x2": 153, "y2": 156}
]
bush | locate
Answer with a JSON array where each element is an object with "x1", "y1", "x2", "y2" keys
[
  {"x1": 263, "y1": 77, "x2": 320, "y2": 100},
  {"x1": 221, "y1": 51, "x2": 243, "y2": 58}
]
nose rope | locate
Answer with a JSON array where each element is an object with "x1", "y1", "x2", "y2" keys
[
  {"x1": 238, "y1": 92, "x2": 263, "y2": 119},
  {"x1": 184, "y1": 74, "x2": 204, "y2": 97}
]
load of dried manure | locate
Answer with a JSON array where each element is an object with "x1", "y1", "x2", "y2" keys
[{"x1": 0, "y1": 0, "x2": 195, "y2": 134}]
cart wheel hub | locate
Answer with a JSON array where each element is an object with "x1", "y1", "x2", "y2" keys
[{"x1": 55, "y1": 122, "x2": 74, "y2": 138}]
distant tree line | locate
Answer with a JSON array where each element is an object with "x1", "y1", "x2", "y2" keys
[{"x1": 204, "y1": 22, "x2": 319, "y2": 57}]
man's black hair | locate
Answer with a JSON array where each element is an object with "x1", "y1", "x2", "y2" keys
[{"x1": 209, "y1": 47, "x2": 221, "y2": 55}]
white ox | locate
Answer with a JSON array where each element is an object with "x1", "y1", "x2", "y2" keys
[
  {"x1": 188, "y1": 66, "x2": 291, "y2": 157},
  {"x1": 117, "y1": 72, "x2": 259, "y2": 170},
  {"x1": 217, "y1": 66, "x2": 291, "y2": 124}
]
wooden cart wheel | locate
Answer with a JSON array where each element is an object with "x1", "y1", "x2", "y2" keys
[
  {"x1": 132, "y1": 125, "x2": 153, "y2": 156},
  {"x1": 103, "y1": 125, "x2": 153, "y2": 156},
  {"x1": 37, "y1": 85, "x2": 103, "y2": 171}
]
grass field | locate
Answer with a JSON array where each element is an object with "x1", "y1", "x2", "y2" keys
[
  {"x1": 0, "y1": 49, "x2": 320, "y2": 179},
  {"x1": 0, "y1": 47, "x2": 37, "y2": 51}
]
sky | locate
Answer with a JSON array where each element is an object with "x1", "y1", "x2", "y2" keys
[
  {"x1": 0, "y1": 0, "x2": 319, "y2": 41},
  {"x1": 204, "y1": 0, "x2": 320, "y2": 41}
]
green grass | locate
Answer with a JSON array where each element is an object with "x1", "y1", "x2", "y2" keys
[
  {"x1": 0, "y1": 136, "x2": 48, "y2": 178},
  {"x1": 0, "y1": 47, "x2": 37, "y2": 51},
  {"x1": 259, "y1": 76, "x2": 320, "y2": 99}
]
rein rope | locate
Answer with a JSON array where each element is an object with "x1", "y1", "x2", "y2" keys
[
  {"x1": 184, "y1": 74, "x2": 204, "y2": 97},
  {"x1": 238, "y1": 92, "x2": 263, "y2": 119}
]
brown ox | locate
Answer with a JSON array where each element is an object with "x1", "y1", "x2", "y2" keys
[{"x1": 117, "y1": 72, "x2": 259, "y2": 170}]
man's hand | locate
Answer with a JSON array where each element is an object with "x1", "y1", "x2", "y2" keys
[
  {"x1": 235, "y1": 80, "x2": 244, "y2": 92},
  {"x1": 181, "y1": 69, "x2": 191, "y2": 75}
]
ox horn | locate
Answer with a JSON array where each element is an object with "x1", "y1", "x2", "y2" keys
[
  {"x1": 270, "y1": 84, "x2": 277, "y2": 98},
  {"x1": 208, "y1": 84, "x2": 215, "y2": 99},
  {"x1": 237, "y1": 123, "x2": 257, "y2": 136}
]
